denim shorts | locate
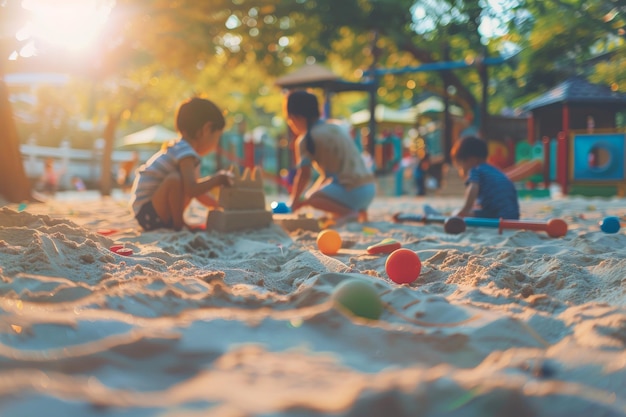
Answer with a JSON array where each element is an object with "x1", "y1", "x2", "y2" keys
[
  {"x1": 319, "y1": 179, "x2": 376, "y2": 211},
  {"x1": 136, "y1": 201, "x2": 172, "y2": 231}
]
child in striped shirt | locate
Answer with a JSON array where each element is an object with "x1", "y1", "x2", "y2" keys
[{"x1": 130, "y1": 97, "x2": 234, "y2": 231}]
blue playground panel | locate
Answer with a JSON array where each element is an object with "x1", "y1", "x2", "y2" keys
[
  {"x1": 572, "y1": 134, "x2": 626, "y2": 181},
  {"x1": 353, "y1": 129, "x2": 363, "y2": 154},
  {"x1": 424, "y1": 130, "x2": 443, "y2": 157}
]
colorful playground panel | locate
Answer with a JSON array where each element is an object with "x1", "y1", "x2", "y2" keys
[
  {"x1": 571, "y1": 133, "x2": 626, "y2": 182},
  {"x1": 514, "y1": 140, "x2": 557, "y2": 182},
  {"x1": 511, "y1": 132, "x2": 626, "y2": 197}
]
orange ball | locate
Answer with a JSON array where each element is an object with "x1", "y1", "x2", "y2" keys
[
  {"x1": 385, "y1": 248, "x2": 421, "y2": 284},
  {"x1": 317, "y1": 229, "x2": 342, "y2": 255}
]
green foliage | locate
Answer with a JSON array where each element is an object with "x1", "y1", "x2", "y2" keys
[{"x1": 505, "y1": 0, "x2": 626, "y2": 96}]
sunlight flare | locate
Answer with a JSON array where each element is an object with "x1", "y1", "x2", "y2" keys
[{"x1": 20, "y1": 0, "x2": 113, "y2": 53}]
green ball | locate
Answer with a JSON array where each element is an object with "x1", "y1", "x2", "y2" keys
[{"x1": 332, "y1": 279, "x2": 383, "y2": 320}]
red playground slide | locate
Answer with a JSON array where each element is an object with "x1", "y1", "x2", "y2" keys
[{"x1": 503, "y1": 159, "x2": 543, "y2": 182}]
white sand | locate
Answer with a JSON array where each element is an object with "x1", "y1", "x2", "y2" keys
[{"x1": 1, "y1": 191, "x2": 626, "y2": 416}]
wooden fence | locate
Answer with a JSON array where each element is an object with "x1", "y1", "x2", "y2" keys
[{"x1": 20, "y1": 139, "x2": 154, "y2": 190}]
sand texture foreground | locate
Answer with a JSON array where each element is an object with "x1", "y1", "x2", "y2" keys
[{"x1": 1, "y1": 192, "x2": 626, "y2": 417}]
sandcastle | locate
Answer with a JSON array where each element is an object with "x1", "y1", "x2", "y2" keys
[{"x1": 206, "y1": 166, "x2": 273, "y2": 232}]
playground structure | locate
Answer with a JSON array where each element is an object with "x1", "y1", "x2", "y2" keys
[
  {"x1": 482, "y1": 130, "x2": 626, "y2": 198},
  {"x1": 367, "y1": 75, "x2": 626, "y2": 198},
  {"x1": 550, "y1": 131, "x2": 625, "y2": 196},
  {"x1": 510, "y1": 77, "x2": 626, "y2": 197},
  {"x1": 493, "y1": 138, "x2": 551, "y2": 197},
  {"x1": 462, "y1": 77, "x2": 626, "y2": 198}
]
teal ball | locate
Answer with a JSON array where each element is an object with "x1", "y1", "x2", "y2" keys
[
  {"x1": 271, "y1": 201, "x2": 290, "y2": 214},
  {"x1": 600, "y1": 216, "x2": 620, "y2": 234}
]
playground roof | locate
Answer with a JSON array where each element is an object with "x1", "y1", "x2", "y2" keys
[
  {"x1": 274, "y1": 63, "x2": 374, "y2": 92},
  {"x1": 350, "y1": 105, "x2": 418, "y2": 127},
  {"x1": 522, "y1": 76, "x2": 626, "y2": 111},
  {"x1": 118, "y1": 125, "x2": 177, "y2": 149},
  {"x1": 413, "y1": 96, "x2": 464, "y2": 117}
]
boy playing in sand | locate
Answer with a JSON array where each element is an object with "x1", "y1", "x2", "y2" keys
[
  {"x1": 451, "y1": 135, "x2": 520, "y2": 219},
  {"x1": 129, "y1": 97, "x2": 234, "y2": 231},
  {"x1": 285, "y1": 90, "x2": 376, "y2": 224}
]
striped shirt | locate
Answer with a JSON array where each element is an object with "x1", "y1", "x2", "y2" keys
[
  {"x1": 129, "y1": 139, "x2": 200, "y2": 216},
  {"x1": 467, "y1": 163, "x2": 520, "y2": 219}
]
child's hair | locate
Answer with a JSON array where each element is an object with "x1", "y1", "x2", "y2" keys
[
  {"x1": 286, "y1": 90, "x2": 321, "y2": 154},
  {"x1": 451, "y1": 135, "x2": 488, "y2": 162},
  {"x1": 175, "y1": 97, "x2": 225, "y2": 139}
]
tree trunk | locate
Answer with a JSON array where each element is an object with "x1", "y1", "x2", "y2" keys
[
  {"x1": 441, "y1": 43, "x2": 453, "y2": 164},
  {"x1": 0, "y1": 75, "x2": 33, "y2": 203},
  {"x1": 99, "y1": 112, "x2": 120, "y2": 196},
  {"x1": 368, "y1": 31, "x2": 381, "y2": 160},
  {"x1": 479, "y1": 48, "x2": 489, "y2": 137}
]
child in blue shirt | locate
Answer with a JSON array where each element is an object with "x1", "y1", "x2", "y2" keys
[{"x1": 451, "y1": 136, "x2": 520, "y2": 219}]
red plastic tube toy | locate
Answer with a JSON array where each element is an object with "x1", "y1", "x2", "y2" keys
[{"x1": 499, "y1": 218, "x2": 568, "y2": 238}]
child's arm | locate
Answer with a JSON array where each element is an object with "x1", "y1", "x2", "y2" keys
[
  {"x1": 179, "y1": 158, "x2": 234, "y2": 197},
  {"x1": 288, "y1": 164, "x2": 312, "y2": 211},
  {"x1": 454, "y1": 182, "x2": 479, "y2": 217},
  {"x1": 195, "y1": 193, "x2": 219, "y2": 208},
  {"x1": 288, "y1": 139, "x2": 312, "y2": 211},
  {"x1": 307, "y1": 172, "x2": 326, "y2": 195}
]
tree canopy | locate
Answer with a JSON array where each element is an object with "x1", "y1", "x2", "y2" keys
[{"x1": 505, "y1": 0, "x2": 626, "y2": 102}]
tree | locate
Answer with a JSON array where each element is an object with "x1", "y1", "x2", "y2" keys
[
  {"x1": 0, "y1": 2, "x2": 35, "y2": 202},
  {"x1": 283, "y1": 0, "x2": 488, "y2": 118},
  {"x1": 504, "y1": 0, "x2": 626, "y2": 100},
  {"x1": 77, "y1": 0, "x2": 291, "y2": 194}
]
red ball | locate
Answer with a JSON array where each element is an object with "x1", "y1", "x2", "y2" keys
[{"x1": 385, "y1": 248, "x2": 422, "y2": 284}]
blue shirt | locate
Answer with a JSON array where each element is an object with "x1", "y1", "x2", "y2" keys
[
  {"x1": 466, "y1": 163, "x2": 520, "y2": 219},
  {"x1": 129, "y1": 139, "x2": 200, "y2": 215}
]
